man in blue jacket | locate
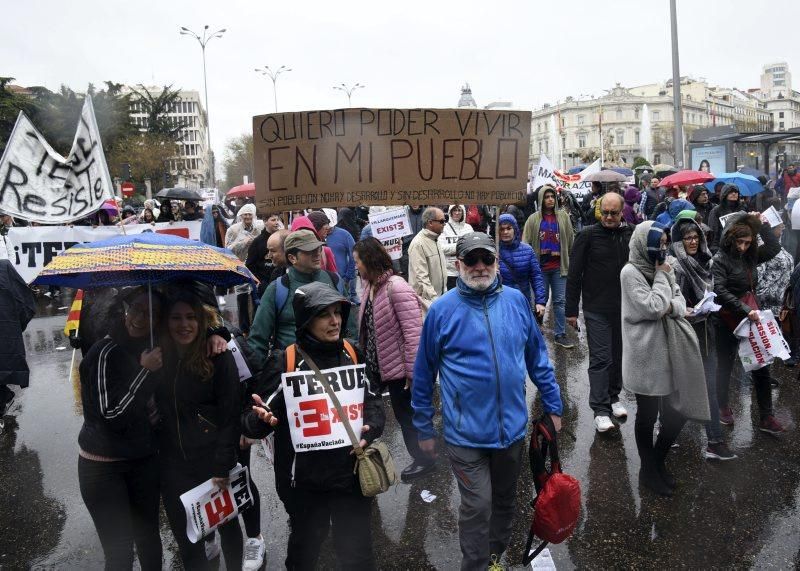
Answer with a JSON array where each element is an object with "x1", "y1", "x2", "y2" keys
[{"x1": 412, "y1": 232, "x2": 563, "y2": 570}]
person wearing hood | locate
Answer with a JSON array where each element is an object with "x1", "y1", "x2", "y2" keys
[
  {"x1": 438, "y1": 204, "x2": 474, "y2": 290},
  {"x1": 200, "y1": 204, "x2": 234, "y2": 306},
  {"x1": 337, "y1": 207, "x2": 362, "y2": 243},
  {"x1": 243, "y1": 281, "x2": 385, "y2": 570},
  {"x1": 707, "y1": 184, "x2": 746, "y2": 252},
  {"x1": 712, "y1": 211, "x2": 783, "y2": 433},
  {"x1": 245, "y1": 213, "x2": 283, "y2": 290},
  {"x1": 412, "y1": 232, "x2": 562, "y2": 569},
  {"x1": 225, "y1": 204, "x2": 265, "y2": 333},
  {"x1": 522, "y1": 185, "x2": 575, "y2": 347},
  {"x1": 690, "y1": 186, "x2": 715, "y2": 225},
  {"x1": 290, "y1": 214, "x2": 338, "y2": 273},
  {"x1": 670, "y1": 218, "x2": 737, "y2": 461},
  {"x1": 622, "y1": 186, "x2": 643, "y2": 226},
  {"x1": 497, "y1": 213, "x2": 546, "y2": 320},
  {"x1": 322, "y1": 210, "x2": 359, "y2": 304},
  {"x1": 655, "y1": 198, "x2": 694, "y2": 228},
  {"x1": 77, "y1": 287, "x2": 164, "y2": 570},
  {"x1": 621, "y1": 221, "x2": 709, "y2": 496},
  {"x1": 566, "y1": 193, "x2": 633, "y2": 432}
]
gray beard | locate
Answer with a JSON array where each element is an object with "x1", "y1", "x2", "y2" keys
[{"x1": 459, "y1": 268, "x2": 497, "y2": 291}]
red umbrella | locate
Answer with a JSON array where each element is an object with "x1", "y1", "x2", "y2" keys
[
  {"x1": 659, "y1": 170, "x2": 715, "y2": 187},
  {"x1": 227, "y1": 183, "x2": 255, "y2": 198}
]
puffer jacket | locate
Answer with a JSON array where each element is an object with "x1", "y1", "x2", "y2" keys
[
  {"x1": 358, "y1": 271, "x2": 423, "y2": 381},
  {"x1": 712, "y1": 212, "x2": 780, "y2": 322},
  {"x1": 438, "y1": 205, "x2": 474, "y2": 277},
  {"x1": 412, "y1": 277, "x2": 562, "y2": 449},
  {"x1": 498, "y1": 214, "x2": 546, "y2": 305},
  {"x1": 521, "y1": 186, "x2": 575, "y2": 277}
]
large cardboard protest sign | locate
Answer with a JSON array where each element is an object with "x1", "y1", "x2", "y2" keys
[
  {"x1": 281, "y1": 363, "x2": 367, "y2": 452},
  {"x1": 532, "y1": 154, "x2": 601, "y2": 198},
  {"x1": 6, "y1": 221, "x2": 202, "y2": 283},
  {"x1": 252, "y1": 108, "x2": 531, "y2": 212},
  {"x1": 180, "y1": 464, "x2": 253, "y2": 543},
  {"x1": 0, "y1": 96, "x2": 116, "y2": 224}
]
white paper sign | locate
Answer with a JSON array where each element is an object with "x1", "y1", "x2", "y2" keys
[
  {"x1": 718, "y1": 212, "x2": 738, "y2": 228},
  {"x1": 530, "y1": 547, "x2": 557, "y2": 570},
  {"x1": 736, "y1": 310, "x2": 792, "y2": 372},
  {"x1": 179, "y1": 464, "x2": 253, "y2": 543},
  {"x1": 6, "y1": 221, "x2": 201, "y2": 283},
  {"x1": 227, "y1": 338, "x2": 253, "y2": 382},
  {"x1": 382, "y1": 237, "x2": 403, "y2": 260},
  {"x1": 532, "y1": 154, "x2": 601, "y2": 198},
  {"x1": 762, "y1": 205, "x2": 783, "y2": 228},
  {"x1": 368, "y1": 208, "x2": 412, "y2": 241},
  {"x1": 281, "y1": 363, "x2": 366, "y2": 452},
  {"x1": 0, "y1": 96, "x2": 115, "y2": 224}
]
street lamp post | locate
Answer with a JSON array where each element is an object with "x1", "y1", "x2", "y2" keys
[
  {"x1": 180, "y1": 24, "x2": 225, "y2": 185},
  {"x1": 254, "y1": 65, "x2": 291, "y2": 113},
  {"x1": 669, "y1": 0, "x2": 684, "y2": 168},
  {"x1": 333, "y1": 83, "x2": 365, "y2": 107}
]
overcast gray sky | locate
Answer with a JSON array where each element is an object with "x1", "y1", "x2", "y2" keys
[{"x1": 4, "y1": 0, "x2": 797, "y2": 172}]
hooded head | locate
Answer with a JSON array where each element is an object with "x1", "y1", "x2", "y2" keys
[
  {"x1": 624, "y1": 185, "x2": 642, "y2": 205},
  {"x1": 628, "y1": 221, "x2": 668, "y2": 282},
  {"x1": 670, "y1": 217, "x2": 711, "y2": 264},
  {"x1": 719, "y1": 211, "x2": 761, "y2": 261},
  {"x1": 536, "y1": 185, "x2": 559, "y2": 212},
  {"x1": 237, "y1": 203, "x2": 257, "y2": 220},
  {"x1": 292, "y1": 281, "x2": 351, "y2": 342},
  {"x1": 498, "y1": 213, "x2": 521, "y2": 248},
  {"x1": 306, "y1": 211, "x2": 331, "y2": 237},
  {"x1": 720, "y1": 184, "x2": 741, "y2": 210},
  {"x1": 668, "y1": 199, "x2": 694, "y2": 220},
  {"x1": 290, "y1": 215, "x2": 325, "y2": 240},
  {"x1": 447, "y1": 204, "x2": 467, "y2": 227}
]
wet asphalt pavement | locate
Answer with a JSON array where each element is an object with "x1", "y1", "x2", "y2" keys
[{"x1": 3, "y1": 292, "x2": 800, "y2": 570}]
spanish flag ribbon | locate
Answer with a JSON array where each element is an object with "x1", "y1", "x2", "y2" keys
[{"x1": 63, "y1": 289, "x2": 84, "y2": 337}]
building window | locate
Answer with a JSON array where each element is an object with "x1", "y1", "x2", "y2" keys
[
  {"x1": 635, "y1": 130, "x2": 640, "y2": 144},
  {"x1": 577, "y1": 114, "x2": 585, "y2": 125},
  {"x1": 779, "y1": 111, "x2": 785, "y2": 118},
  {"x1": 652, "y1": 111, "x2": 660, "y2": 121},
  {"x1": 544, "y1": 140, "x2": 549, "y2": 154},
  {"x1": 538, "y1": 140, "x2": 543, "y2": 153},
  {"x1": 538, "y1": 122, "x2": 542, "y2": 132},
  {"x1": 616, "y1": 108, "x2": 623, "y2": 120},
  {"x1": 779, "y1": 122, "x2": 785, "y2": 130},
  {"x1": 615, "y1": 129, "x2": 624, "y2": 145},
  {"x1": 578, "y1": 134, "x2": 587, "y2": 148},
  {"x1": 634, "y1": 107, "x2": 640, "y2": 120},
  {"x1": 561, "y1": 136, "x2": 566, "y2": 150}
]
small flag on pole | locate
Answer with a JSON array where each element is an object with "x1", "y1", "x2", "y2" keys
[{"x1": 64, "y1": 289, "x2": 84, "y2": 337}]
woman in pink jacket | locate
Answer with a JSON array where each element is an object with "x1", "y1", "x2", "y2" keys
[{"x1": 354, "y1": 238, "x2": 434, "y2": 482}]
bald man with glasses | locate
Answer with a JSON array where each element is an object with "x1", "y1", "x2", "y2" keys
[
  {"x1": 407, "y1": 207, "x2": 448, "y2": 308},
  {"x1": 566, "y1": 192, "x2": 634, "y2": 433}
]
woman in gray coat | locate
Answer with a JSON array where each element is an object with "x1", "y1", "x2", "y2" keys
[{"x1": 621, "y1": 221, "x2": 709, "y2": 497}]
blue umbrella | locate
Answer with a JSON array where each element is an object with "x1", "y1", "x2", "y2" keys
[
  {"x1": 609, "y1": 167, "x2": 634, "y2": 177},
  {"x1": 704, "y1": 172, "x2": 764, "y2": 197},
  {"x1": 567, "y1": 165, "x2": 587, "y2": 174}
]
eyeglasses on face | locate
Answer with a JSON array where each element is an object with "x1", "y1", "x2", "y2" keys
[
  {"x1": 683, "y1": 235, "x2": 700, "y2": 243},
  {"x1": 600, "y1": 210, "x2": 621, "y2": 217}
]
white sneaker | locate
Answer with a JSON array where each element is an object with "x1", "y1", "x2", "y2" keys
[
  {"x1": 611, "y1": 401, "x2": 628, "y2": 418},
  {"x1": 204, "y1": 532, "x2": 220, "y2": 560},
  {"x1": 217, "y1": 295, "x2": 227, "y2": 306},
  {"x1": 594, "y1": 415, "x2": 615, "y2": 432},
  {"x1": 243, "y1": 536, "x2": 266, "y2": 570}
]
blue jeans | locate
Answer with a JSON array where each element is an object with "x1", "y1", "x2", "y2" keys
[
  {"x1": 541, "y1": 268, "x2": 566, "y2": 337},
  {"x1": 344, "y1": 276, "x2": 359, "y2": 305}
]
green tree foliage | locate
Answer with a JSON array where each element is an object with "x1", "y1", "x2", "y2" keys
[
  {"x1": 106, "y1": 132, "x2": 177, "y2": 191},
  {"x1": 222, "y1": 134, "x2": 253, "y2": 191},
  {"x1": 0, "y1": 77, "x2": 36, "y2": 155},
  {"x1": 129, "y1": 84, "x2": 188, "y2": 141},
  {"x1": 632, "y1": 156, "x2": 652, "y2": 169}
]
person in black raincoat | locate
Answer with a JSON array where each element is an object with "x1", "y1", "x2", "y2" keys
[{"x1": 0, "y1": 260, "x2": 36, "y2": 412}]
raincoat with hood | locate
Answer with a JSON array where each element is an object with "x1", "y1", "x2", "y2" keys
[
  {"x1": 522, "y1": 186, "x2": 575, "y2": 277},
  {"x1": 200, "y1": 204, "x2": 229, "y2": 248},
  {"x1": 412, "y1": 276, "x2": 562, "y2": 449},
  {"x1": 498, "y1": 213, "x2": 546, "y2": 306},
  {"x1": 622, "y1": 186, "x2": 643, "y2": 226},
  {"x1": 620, "y1": 222, "x2": 709, "y2": 420},
  {"x1": 225, "y1": 204, "x2": 264, "y2": 261},
  {"x1": 438, "y1": 205, "x2": 474, "y2": 278},
  {"x1": 707, "y1": 184, "x2": 746, "y2": 252},
  {"x1": 655, "y1": 198, "x2": 694, "y2": 228}
]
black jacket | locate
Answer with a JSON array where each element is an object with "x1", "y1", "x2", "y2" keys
[
  {"x1": 566, "y1": 222, "x2": 633, "y2": 316},
  {"x1": 712, "y1": 213, "x2": 780, "y2": 321},
  {"x1": 78, "y1": 326, "x2": 158, "y2": 459},
  {"x1": 0, "y1": 260, "x2": 36, "y2": 388},
  {"x1": 707, "y1": 185, "x2": 747, "y2": 252},
  {"x1": 156, "y1": 351, "x2": 241, "y2": 477}
]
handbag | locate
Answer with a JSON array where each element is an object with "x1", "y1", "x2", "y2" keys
[
  {"x1": 778, "y1": 284, "x2": 795, "y2": 337},
  {"x1": 718, "y1": 268, "x2": 758, "y2": 331},
  {"x1": 295, "y1": 346, "x2": 397, "y2": 497}
]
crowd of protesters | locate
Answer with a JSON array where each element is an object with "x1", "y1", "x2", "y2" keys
[{"x1": 3, "y1": 161, "x2": 800, "y2": 570}]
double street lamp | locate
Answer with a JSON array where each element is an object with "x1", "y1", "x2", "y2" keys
[
  {"x1": 333, "y1": 82, "x2": 365, "y2": 107},
  {"x1": 255, "y1": 65, "x2": 291, "y2": 113},
  {"x1": 180, "y1": 24, "x2": 225, "y2": 184}
]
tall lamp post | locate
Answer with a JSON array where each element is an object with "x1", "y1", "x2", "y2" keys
[
  {"x1": 255, "y1": 65, "x2": 291, "y2": 113},
  {"x1": 180, "y1": 24, "x2": 225, "y2": 186},
  {"x1": 669, "y1": 0, "x2": 684, "y2": 168},
  {"x1": 333, "y1": 83, "x2": 365, "y2": 107}
]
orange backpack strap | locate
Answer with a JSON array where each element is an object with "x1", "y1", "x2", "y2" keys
[
  {"x1": 343, "y1": 340, "x2": 358, "y2": 364},
  {"x1": 285, "y1": 344, "x2": 297, "y2": 372}
]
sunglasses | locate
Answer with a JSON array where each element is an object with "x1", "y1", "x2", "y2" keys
[{"x1": 461, "y1": 251, "x2": 496, "y2": 266}]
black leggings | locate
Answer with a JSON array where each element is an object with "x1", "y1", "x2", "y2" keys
[
  {"x1": 78, "y1": 455, "x2": 162, "y2": 571},
  {"x1": 160, "y1": 457, "x2": 243, "y2": 570},
  {"x1": 634, "y1": 394, "x2": 686, "y2": 463},
  {"x1": 238, "y1": 443, "x2": 261, "y2": 538},
  {"x1": 384, "y1": 379, "x2": 426, "y2": 463}
]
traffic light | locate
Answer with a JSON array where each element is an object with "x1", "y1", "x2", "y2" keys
[{"x1": 121, "y1": 162, "x2": 131, "y2": 181}]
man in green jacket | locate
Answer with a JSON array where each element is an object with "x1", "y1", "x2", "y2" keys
[
  {"x1": 522, "y1": 185, "x2": 575, "y2": 348},
  {"x1": 248, "y1": 229, "x2": 340, "y2": 368}
]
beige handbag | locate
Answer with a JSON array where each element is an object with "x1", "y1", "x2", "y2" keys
[{"x1": 296, "y1": 346, "x2": 396, "y2": 497}]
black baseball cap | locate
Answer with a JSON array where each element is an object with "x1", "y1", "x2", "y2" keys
[{"x1": 456, "y1": 232, "x2": 497, "y2": 258}]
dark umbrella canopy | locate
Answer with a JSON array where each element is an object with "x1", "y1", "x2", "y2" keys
[
  {"x1": 583, "y1": 170, "x2": 627, "y2": 183},
  {"x1": 155, "y1": 187, "x2": 203, "y2": 201}
]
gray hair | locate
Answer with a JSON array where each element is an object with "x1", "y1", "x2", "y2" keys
[{"x1": 422, "y1": 207, "x2": 442, "y2": 227}]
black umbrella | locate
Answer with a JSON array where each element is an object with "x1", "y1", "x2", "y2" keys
[{"x1": 155, "y1": 187, "x2": 203, "y2": 201}]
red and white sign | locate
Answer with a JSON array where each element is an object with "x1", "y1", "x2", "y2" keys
[
  {"x1": 281, "y1": 364, "x2": 366, "y2": 452},
  {"x1": 735, "y1": 309, "x2": 792, "y2": 372},
  {"x1": 368, "y1": 208, "x2": 413, "y2": 241},
  {"x1": 120, "y1": 182, "x2": 135, "y2": 197},
  {"x1": 180, "y1": 464, "x2": 253, "y2": 543}
]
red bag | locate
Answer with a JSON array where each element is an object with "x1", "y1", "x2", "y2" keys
[
  {"x1": 466, "y1": 204, "x2": 482, "y2": 226},
  {"x1": 522, "y1": 416, "x2": 581, "y2": 565}
]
